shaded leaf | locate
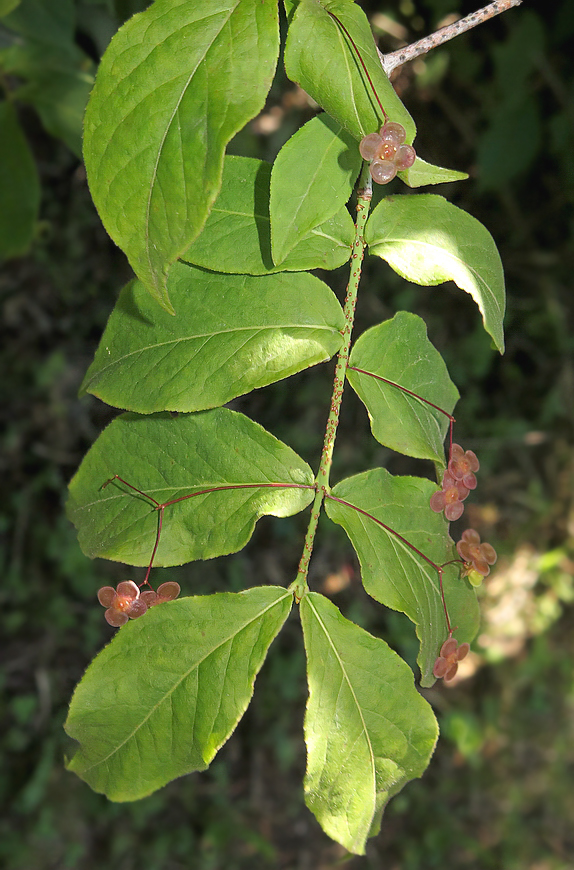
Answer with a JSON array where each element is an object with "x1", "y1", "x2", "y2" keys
[
  {"x1": 66, "y1": 586, "x2": 292, "y2": 800},
  {"x1": 4, "y1": 46, "x2": 93, "y2": 156},
  {"x1": 182, "y1": 156, "x2": 354, "y2": 274},
  {"x1": 300, "y1": 593, "x2": 438, "y2": 854},
  {"x1": 285, "y1": 0, "x2": 415, "y2": 143},
  {"x1": 325, "y1": 469, "x2": 480, "y2": 685},
  {"x1": 83, "y1": 0, "x2": 279, "y2": 309},
  {"x1": 66, "y1": 409, "x2": 315, "y2": 567},
  {"x1": 365, "y1": 194, "x2": 505, "y2": 352},
  {"x1": 2, "y1": 0, "x2": 75, "y2": 47},
  {"x1": 81, "y1": 262, "x2": 345, "y2": 413},
  {"x1": 269, "y1": 114, "x2": 361, "y2": 265},
  {"x1": 0, "y1": 101, "x2": 40, "y2": 259},
  {"x1": 347, "y1": 311, "x2": 459, "y2": 464}
]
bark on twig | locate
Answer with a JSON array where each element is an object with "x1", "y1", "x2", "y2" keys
[{"x1": 378, "y1": 0, "x2": 523, "y2": 75}]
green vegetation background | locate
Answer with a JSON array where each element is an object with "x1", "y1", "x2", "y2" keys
[{"x1": 1, "y1": 0, "x2": 573, "y2": 867}]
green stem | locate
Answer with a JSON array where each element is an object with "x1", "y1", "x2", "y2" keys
[{"x1": 290, "y1": 163, "x2": 373, "y2": 601}]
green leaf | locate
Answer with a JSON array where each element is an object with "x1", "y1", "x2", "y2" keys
[
  {"x1": 269, "y1": 114, "x2": 361, "y2": 265},
  {"x1": 347, "y1": 311, "x2": 459, "y2": 464},
  {"x1": 66, "y1": 409, "x2": 315, "y2": 567},
  {"x1": 66, "y1": 586, "x2": 292, "y2": 800},
  {"x1": 325, "y1": 469, "x2": 480, "y2": 685},
  {"x1": 285, "y1": 0, "x2": 415, "y2": 143},
  {"x1": 365, "y1": 194, "x2": 505, "y2": 353},
  {"x1": 83, "y1": 0, "x2": 279, "y2": 310},
  {"x1": 182, "y1": 156, "x2": 354, "y2": 275},
  {"x1": 80, "y1": 262, "x2": 345, "y2": 413},
  {"x1": 300, "y1": 593, "x2": 438, "y2": 854},
  {"x1": 0, "y1": 101, "x2": 40, "y2": 259},
  {"x1": 400, "y1": 156, "x2": 468, "y2": 188}
]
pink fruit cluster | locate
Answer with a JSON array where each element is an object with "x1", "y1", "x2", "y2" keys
[
  {"x1": 359, "y1": 121, "x2": 416, "y2": 184},
  {"x1": 97, "y1": 580, "x2": 181, "y2": 627},
  {"x1": 457, "y1": 529, "x2": 497, "y2": 580},
  {"x1": 433, "y1": 637, "x2": 470, "y2": 682},
  {"x1": 430, "y1": 443, "x2": 480, "y2": 521}
]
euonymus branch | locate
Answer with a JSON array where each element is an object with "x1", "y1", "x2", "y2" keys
[{"x1": 64, "y1": 0, "x2": 516, "y2": 855}]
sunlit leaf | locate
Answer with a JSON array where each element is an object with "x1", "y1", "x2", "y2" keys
[
  {"x1": 81, "y1": 262, "x2": 345, "y2": 412},
  {"x1": 285, "y1": 0, "x2": 415, "y2": 142},
  {"x1": 269, "y1": 114, "x2": 361, "y2": 265},
  {"x1": 365, "y1": 194, "x2": 505, "y2": 352},
  {"x1": 182, "y1": 156, "x2": 354, "y2": 274},
  {"x1": 400, "y1": 157, "x2": 468, "y2": 188},
  {"x1": 66, "y1": 586, "x2": 292, "y2": 800},
  {"x1": 83, "y1": 0, "x2": 279, "y2": 309}
]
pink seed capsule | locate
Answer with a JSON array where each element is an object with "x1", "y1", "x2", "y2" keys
[
  {"x1": 395, "y1": 143, "x2": 416, "y2": 170},
  {"x1": 379, "y1": 121, "x2": 406, "y2": 145},
  {"x1": 370, "y1": 159, "x2": 397, "y2": 184},
  {"x1": 359, "y1": 133, "x2": 383, "y2": 161}
]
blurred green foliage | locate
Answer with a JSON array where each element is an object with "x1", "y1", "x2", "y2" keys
[{"x1": 1, "y1": 0, "x2": 574, "y2": 867}]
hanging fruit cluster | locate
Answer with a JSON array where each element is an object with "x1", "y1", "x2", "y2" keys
[{"x1": 359, "y1": 121, "x2": 416, "y2": 184}]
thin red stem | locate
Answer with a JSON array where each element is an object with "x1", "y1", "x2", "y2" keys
[
  {"x1": 347, "y1": 366, "x2": 456, "y2": 465},
  {"x1": 102, "y1": 474, "x2": 161, "y2": 508},
  {"x1": 325, "y1": 9, "x2": 389, "y2": 123},
  {"x1": 102, "y1": 476, "x2": 316, "y2": 589},
  {"x1": 142, "y1": 506, "x2": 164, "y2": 588},
  {"x1": 326, "y1": 493, "x2": 453, "y2": 634},
  {"x1": 347, "y1": 367, "x2": 455, "y2": 422}
]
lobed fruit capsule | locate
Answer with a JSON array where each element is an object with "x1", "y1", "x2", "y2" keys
[
  {"x1": 370, "y1": 159, "x2": 397, "y2": 184},
  {"x1": 433, "y1": 637, "x2": 470, "y2": 681},
  {"x1": 359, "y1": 132, "x2": 384, "y2": 161}
]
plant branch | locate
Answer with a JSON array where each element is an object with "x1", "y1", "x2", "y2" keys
[
  {"x1": 378, "y1": 0, "x2": 523, "y2": 75},
  {"x1": 290, "y1": 163, "x2": 373, "y2": 600}
]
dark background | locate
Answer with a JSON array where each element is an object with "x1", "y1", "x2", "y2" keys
[{"x1": 1, "y1": 0, "x2": 573, "y2": 867}]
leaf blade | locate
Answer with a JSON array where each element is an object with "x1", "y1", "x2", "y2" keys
[
  {"x1": 269, "y1": 114, "x2": 361, "y2": 265},
  {"x1": 325, "y1": 469, "x2": 480, "y2": 685},
  {"x1": 182, "y1": 155, "x2": 354, "y2": 274},
  {"x1": 83, "y1": 0, "x2": 279, "y2": 307},
  {"x1": 300, "y1": 592, "x2": 438, "y2": 854},
  {"x1": 81, "y1": 262, "x2": 345, "y2": 412},
  {"x1": 285, "y1": 0, "x2": 415, "y2": 143},
  {"x1": 66, "y1": 409, "x2": 315, "y2": 567},
  {"x1": 365, "y1": 194, "x2": 506, "y2": 352},
  {"x1": 0, "y1": 101, "x2": 40, "y2": 259},
  {"x1": 347, "y1": 311, "x2": 459, "y2": 463},
  {"x1": 66, "y1": 587, "x2": 292, "y2": 800}
]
